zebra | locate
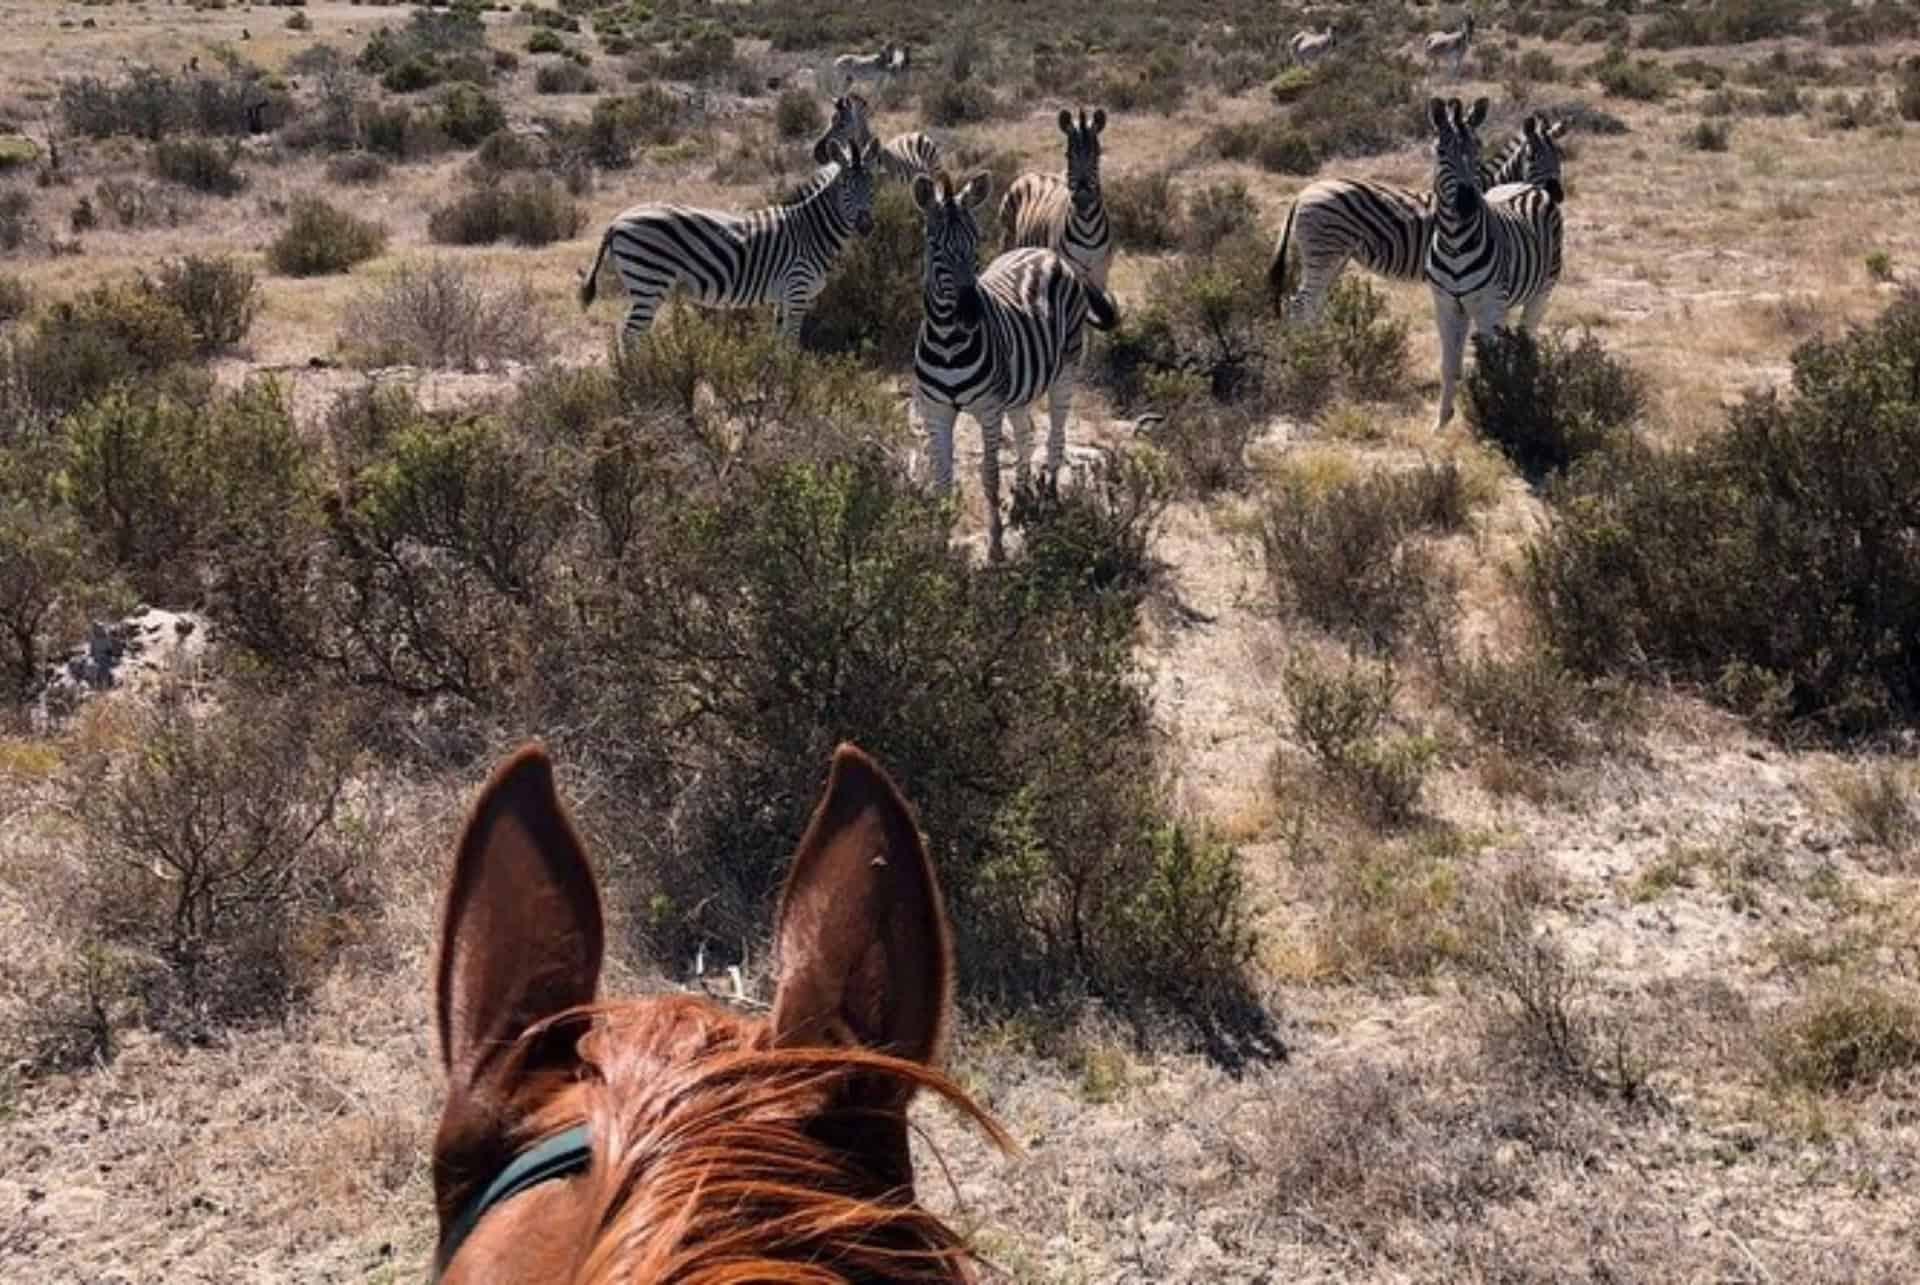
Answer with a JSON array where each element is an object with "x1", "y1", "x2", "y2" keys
[
  {"x1": 1424, "y1": 13, "x2": 1474, "y2": 76},
  {"x1": 813, "y1": 91, "x2": 942, "y2": 182},
  {"x1": 911, "y1": 170, "x2": 1120, "y2": 561},
  {"x1": 834, "y1": 42, "x2": 910, "y2": 91},
  {"x1": 1289, "y1": 28, "x2": 1334, "y2": 65},
  {"x1": 999, "y1": 108, "x2": 1112, "y2": 290},
  {"x1": 1425, "y1": 97, "x2": 1565, "y2": 430},
  {"x1": 578, "y1": 137, "x2": 882, "y2": 343},
  {"x1": 1267, "y1": 108, "x2": 1566, "y2": 326}
]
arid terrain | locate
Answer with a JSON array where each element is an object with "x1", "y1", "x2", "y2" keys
[{"x1": 2, "y1": 1, "x2": 1919, "y2": 1281}]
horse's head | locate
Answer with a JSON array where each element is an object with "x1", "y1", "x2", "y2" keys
[{"x1": 432, "y1": 743, "x2": 1001, "y2": 1282}]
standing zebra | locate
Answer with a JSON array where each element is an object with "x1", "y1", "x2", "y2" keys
[
  {"x1": 814, "y1": 92, "x2": 942, "y2": 182},
  {"x1": 999, "y1": 108, "x2": 1112, "y2": 290},
  {"x1": 912, "y1": 170, "x2": 1119, "y2": 561},
  {"x1": 1424, "y1": 13, "x2": 1474, "y2": 76},
  {"x1": 1268, "y1": 109, "x2": 1565, "y2": 325},
  {"x1": 1289, "y1": 28, "x2": 1334, "y2": 65},
  {"x1": 1425, "y1": 97, "x2": 1564, "y2": 430},
  {"x1": 834, "y1": 42, "x2": 910, "y2": 91},
  {"x1": 579, "y1": 138, "x2": 882, "y2": 343}
]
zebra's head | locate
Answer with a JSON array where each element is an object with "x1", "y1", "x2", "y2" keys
[
  {"x1": 814, "y1": 93, "x2": 873, "y2": 164},
  {"x1": 1522, "y1": 114, "x2": 1568, "y2": 201},
  {"x1": 824, "y1": 137, "x2": 881, "y2": 236},
  {"x1": 912, "y1": 169, "x2": 992, "y2": 327},
  {"x1": 1058, "y1": 108, "x2": 1106, "y2": 215},
  {"x1": 1428, "y1": 96, "x2": 1488, "y2": 215}
]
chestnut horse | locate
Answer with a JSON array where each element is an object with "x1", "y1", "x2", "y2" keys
[{"x1": 431, "y1": 742, "x2": 1009, "y2": 1282}]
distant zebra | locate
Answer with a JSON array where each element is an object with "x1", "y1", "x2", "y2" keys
[
  {"x1": 814, "y1": 91, "x2": 941, "y2": 181},
  {"x1": 912, "y1": 170, "x2": 1120, "y2": 561},
  {"x1": 1425, "y1": 13, "x2": 1474, "y2": 76},
  {"x1": 1289, "y1": 28, "x2": 1334, "y2": 65},
  {"x1": 999, "y1": 108, "x2": 1112, "y2": 290},
  {"x1": 1425, "y1": 97, "x2": 1564, "y2": 430},
  {"x1": 1268, "y1": 108, "x2": 1565, "y2": 325},
  {"x1": 834, "y1": 42, "x2": 911, "y2": 90},
  {"x1": 579, "y1": 138, "x2": 882, "y2": 342}
]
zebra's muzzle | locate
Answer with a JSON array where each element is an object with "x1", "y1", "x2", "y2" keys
[{"x1": 854, "y1": 210, "x2": 875, "y2": 236}]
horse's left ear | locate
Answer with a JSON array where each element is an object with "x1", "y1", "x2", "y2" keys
[
  {"x1": 1092, "y1": 107, "x2": 1107, "y2": 134},
  {"x1": 436, "y1": 744, "x2": 603, "y2": 1090},
  {"x1": 771, "y1": 744, "x2": 951, "y2": 1069}
]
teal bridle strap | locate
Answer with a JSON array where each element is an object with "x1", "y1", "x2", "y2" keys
[{"x1": 433, "y1": 1123, "x2": 592, "y2": 1279}]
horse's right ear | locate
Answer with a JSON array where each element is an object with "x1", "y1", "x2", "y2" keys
[
  {"x1": 812, "y1": 135, "x2": 833, "y2": 165},
  {"x1": 958, "y1": 170, "x2": 993, "y2": 209},
  {"x1": 1427, "y1": 96, "x2": 1447, "y2": 129},
  {"x1": 911, "y1": 172, "x2": 938, "y2": 212},
  {"x1": 436, "y1": 744, "x2": 603, "y2": 1091},
  {"x1": 771, "y1": 744, "x2": 951, "y2": 1070}
]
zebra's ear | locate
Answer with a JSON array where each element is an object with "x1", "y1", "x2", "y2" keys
[
  {"x1": 1467, "y1": 97, "x2": 1490, "y2": 129},
  {"x1": 958, "y1": 171, "x2": 992, "y2": 210},
  {"x1": 1546, "y1": 119, "x2": 1569, "y2": 140},
  {"x1": 812, "y1": 135, "x2": 833, "y2": 165},
  {"x1": 1057, "y1": 109, "x2": 1074, "y2": 137},
  {"x1": 911, "y1": 173, "x2": 939, "y2": 213},
  {"x1": 1522, "y1": 114, "x2": 1539, "y2": 139},
  {"x1": 1427, "y1": 97, "x2": 1447, "y2": 130},
  {"x1": 861, "y1": 138, "x2": 881, "y2": 167},
  {"x1": 1092, "y1": 108, "x2": 1107, "y2": 135}
]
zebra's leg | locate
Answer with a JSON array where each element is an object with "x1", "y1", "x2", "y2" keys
[
  {"x1": 919, "y1": 395, "x2": 960, "y2": 493},
  {"x1": 1432, "y1": 290, "x2": 1471, "y2": 431},
  {"x1": 1291, "y1": 252, "x2": 1348, "y2": 328},
  {"x1": 978, "y1": 408, "x2": 1006, "y2": 562},
  {"x1": 1517, "y1": 288, "x2": 1554, "y2": 333},
  {"x1": 778, "y1": 275, "x2": 821, "y2": 342},
  {"x1": 1007, "y1": 402, "x2": 1035, "y2": 489},
  {"x1": 1045, "y1": 374, "x2": 1074, "y2": 484}
]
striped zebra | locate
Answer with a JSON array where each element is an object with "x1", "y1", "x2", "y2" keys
[
  {"x1": 579, "y1": 137, "x2": 882, "y2": 343},
  {"x1": 814, "y1": 91, "x2": 942, "y2": 182},
  {"x1": 1425, "y1": 14, "x2": 1474, "y2": 76},
  {"x1": 1289, "y1": 27, "x2": 1334, "y2": 65},
  {"x1": 834, "y1": 42, "x2": 910, "y2": 91},
  {"x1": 912, "y1": 170, "x2": 1119, "y2": 561},
  {"x1": 1425, "y1": 97, "x2": 1565, "y2": 430},
  {"x1": 1268, "y1": 108, "x2": 1565, "y2": 325},
  {"x1": 999, "y1": 108, "x2": 1112, "y2": 290}
]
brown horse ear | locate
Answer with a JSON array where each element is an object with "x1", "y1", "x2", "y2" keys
[
  {"x1": 436, "y1": 744, "x2": 604, "y2": 1089},
  {"x1": 771, "y1": 744, "x2": 951, "y2": 1069}
]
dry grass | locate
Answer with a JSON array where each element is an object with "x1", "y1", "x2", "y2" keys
[{"x1": 5, "y1": 5, "x2": 1920, "y2": 1282}]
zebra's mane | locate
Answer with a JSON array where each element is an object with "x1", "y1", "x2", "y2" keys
[{"x1": 774, "y1": 160, "x2": 848, "y2": 209}]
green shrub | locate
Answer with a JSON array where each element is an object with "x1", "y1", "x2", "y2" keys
[
  {"x1": 23, "y1": 282, "x2": 197, "y2": 418},
  {"x1": 0, "y1": 497, "x2": 84, "y2": 701},
  {"x1": 655, "y1": 30, "x2": 738, "y2": 84},
  {"x1": 774, "y1": 88, "x2": 823, "y2": 141},
  {"x1": 144, "y1": 254, "x2": 260, "y2": 356},
  {"x1": 471, "y1": 129, "x2": 544, "y2": 174},
  {"x1": 1099, "y1": 233, "x2": 1282, "y2": 412},
  {"x1": 427, "y1": 175, "x2": 583, "y2": 246},
  {"x1": 1525, "y1": 292, "x2": 1920, "y2": 737},
  {"x1": 436, "y1": 84, "x2": 506, "y2": 147},
  {"x1": 381, "y1": 56, "x2": 444, "y2": 93},
  {"x1": 1444, "y1": 646, "x2": 1616, "y2": 765},
  {"x1": 527, "y1": 28, "x2": 566, "y2": 55},
  {"x1": 922, "y1": 77, "x2": 999, "y2": 127},
  {"x1": 1466, "y1": 328, "x2": 1645, "y2": 484},
  {"x1": 1105, "y1": 168, "x2": 1181, "y2": 253},
  {"x1": 1592, "y1": 52, "x2": 1672, "y2": 101},
  {"x1": 1208, "y1": 120, "x2": 1318, "y2": 175},
  {"x1": 1866, "y1": 250, "x2": 1895, "y2": 284},
  {"x1": 1133, "y1": 374, "x2": 1259, "y2": 497},
  {"x1": 358, "y1": 101, "x2": 445, "y2": 160},
  {"x1": 150, "y1": 137, "x2": 244, "y2": 195},
  {"x1": 1901, "y1": 64, "x2": 1920, "y2": 122},
  {"x1": 267, "y1": 197, "x2": 387, "y2": 276},
  {"x1": 1322, "y1": 277, "x2": 1409, "y2": 402},
  {"x1": 1284, "y1": 649, "x2": 1435, "y2": 826},
  {"x1": 584, "y1": 88, "x2": 685, "y2": 166},
  {"x1": 1287, "y1": 49, "x2": 1425, "y2": 160}
]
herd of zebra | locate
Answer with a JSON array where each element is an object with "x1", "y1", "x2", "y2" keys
[{"x1": 578, "y1": 86, "x2": 1566, "y2": 556}]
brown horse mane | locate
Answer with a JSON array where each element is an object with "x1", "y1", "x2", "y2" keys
[{"x1": 510, "y1": 996, "x2": 1013, "y2": 1285}]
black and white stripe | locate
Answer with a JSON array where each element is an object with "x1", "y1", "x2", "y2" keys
[
  {"x1": 912, "y1": 170, "x2": 1119, "y2": 561},
  {"x1": 1424, "y1": 14, "x2": 1474, "y2": 76},
  {"x1": 999, "y1": 108, "x2": 1112, "y2": 290},
  {"x1": 1289, "y1": 27, "x2": 1334, "y2": 65},
  {"x1": 1268, "y1": 111, "x2": 1565, "y2": 325},
  {"x1": 579, "y1": 138, "x2": 881, "y2": 342},
  {"x1": 814, "y1": 92, "x2": 941, "y2": 182},
  {"x1": 1425, "y1": 97, "x2": 1564, "y2": 429}
]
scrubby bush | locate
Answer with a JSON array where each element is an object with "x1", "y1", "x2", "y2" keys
[
  {"x1": 436, "y1": 84, "x2": 506, "y2": 147},
  {"x1": 1639, "y1": 0, "x2": 1810, "y2": 48},
  {"x1": 1105, "y1": 168, "x2": 1181, "y2": 253},
  {"x1": 1261, "y1": 461, "x2": 1462, "y2": 654},
  {"x1": 144, "y1": 255, "x2": 260, "y2": 356},
  {"x1": 325, "y1": 151, "x2": 390, "y2": 185},
  {"x1": 1283, "y1": 649, "x2": 1435, "y2": 826},
  {"x1": 1287, "y1": 49, "x2": 1425, "y2": 160},
  {"x1": 535, "y1": 61, "x2": 597, "y2": 94},
  {"x1": 0, "y1": 190, "x2": 30, "y2": 253},
  {"x1": 1527, "y1": 292, "x2": 1920, "y2": 738},
  {"x1": 654, "y1": 29, "x2": 739, "y2": 84},
  {"x1": 584, "y1": 88, "x2": 685, "y2": 166},
  {"x1": 1766, "y1": 987, "x2": 1920, "y2": 1093},
  {"x1": 1100, "y1": 233, "x2": 1286, "y2": 412},
  {"x1": 381, "y1": 56, "x2": 443, "y2": 93},
  {"x1": 527, "y1": 28, "x2": 566, "y2": 55},
  {"x1": 0, "y1": 274, "x2": 29, "y2": 324},
  {"x1": 922, "y1": 77, "x2": 999, "y2": 127},
  {"x1": 471, "y1": 129, "x2": 545, "y2": 175},
  {"x1": 774, "y1": 88, "x2": 822, "y2": 141},
  {"x1": 1183, "y1": 179, "x2": 1260, "y2": 257},
  {"x1": 0, "y1": 497, "x2": 83, "y2": 701},
  {"x1": 1687, "y1": 119, "x2": 1733, "y2": 151},
  {"x1": 427, "y1": 175, "x2": 583, "y2": 246},
  {"x1": 1591, "y1": 51, "x2": 1672, "y2": 101},
  {"x1": 341, "y1": 259, "x2": 553, "y2": 371},
  {"x1": 22, "y1": 282, "x2": 197, "y2": 418},
  {"x1": 1208, "y1": 120, "x2": 1318, "y2": 175},
  {"x1": 1465, "y1": 328, "x2": 1646, "y2": 484},
  {"x1": 1133, "y1": 375, "x2": 1260, "y2": 496},
  {"x1": 151, "y1": 137, "x2": 244, "y2": 195},
  {"x1": 1322, "y1": 277, "x2": 1409, "y2": 401},
  {"x1": 267, "y1": 197, "x2": 386, "y2": 276}
]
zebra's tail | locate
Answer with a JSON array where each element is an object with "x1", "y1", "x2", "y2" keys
[
  {"x1": 578, "y1": 225, "x2": 613, "y2": 310},
  {"x1": 1084, "y1": 282, "x2": 1120, "y2": 332},
  {"x1": 1268, "y1": 199, "x2": 1298, "y2": 318}
]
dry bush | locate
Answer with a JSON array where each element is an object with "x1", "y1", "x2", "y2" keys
[
  {"x1": 1282, "y1": 649, "x2": 1436, "y2": 826},
  {"x1": 18, "y1": 282, "x2": 197, "y2": 420},
  {"x1": 0, "y1": 274, "x2": 29, "y2": 324},
  {"x1": 64, "y1": 684, "x2": 362, "y2": 1042},
  {"x1": 267, "y1": 197, "x2": 386, "y2": 276},
  {"x1": 773, "y1": 88, "x2": 822, "y2": 140},
  {"x1": 324, "y1": 152, "x2": 390, "y2": 186},
  {"x1": 1765, "y1": 985, "x2": 1920, "y2": 1093},
  {"x1": 1133, "y1": 376, "x2": 1260, "y2": 497},
  {"x1": 0, "y1": 189, "x2": 32, "y2": 252},
  {"x1": 0, "y1": 497, "x2": 85, "y2": 701},
  {"x1": 93, "y1": 178, "x2": 189, "y2": 229},
  {"x1": 150, "y1": 137, "x2": 244, "y2": 196},
  {"x1": 534, "y1": 61, "x2": 598, "y2": 95},
  {"x1": 1831, "y1": 763, "x2": 1919, "y2": 852},
  {"x1": 426, "y1": 175, "x2": 583, "y2": 247},
  {"x1": 1260, "y1": 462, "x2": 1462, "y2": 654},
  {"x1": 1182, "y1": 178, "x2": 1259, "y2": 257},
  {"x1": 1105, "y1": 168, "x2": 1181, "y2": 253},
  {"x1": 435, "y1": 84, "x2": 508, "y2": 148},
  {"x1": 143, "y1": 255, "x2": 260, "y2": 356},
  {"x1": 341, "y1": 259, "x2": 553, "y2": 371}
]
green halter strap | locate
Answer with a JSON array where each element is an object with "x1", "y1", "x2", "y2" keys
[{"x1": 432, "y1": 1123, "x2": 592, "y2": 1279}]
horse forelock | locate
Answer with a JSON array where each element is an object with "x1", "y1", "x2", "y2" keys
[{"x1": 496, "y1": 996, "x2": 1005, "y2": 1285}]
